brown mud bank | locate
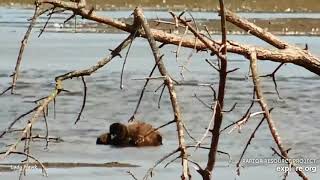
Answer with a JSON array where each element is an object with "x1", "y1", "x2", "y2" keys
[{"x1": 1, "y1": 0, "x2": 320, "y2": 12}]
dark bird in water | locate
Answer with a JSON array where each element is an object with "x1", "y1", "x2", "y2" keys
[{"x1": 96, "y1": 121, "x2": 162, "y2": 147}]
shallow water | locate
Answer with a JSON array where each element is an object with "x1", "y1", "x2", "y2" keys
[
  {"x1": 0, "y1": 8, "x2": 320, "y2": 180},
  {"x1": 1, "y1": 7, "x2": 320, "y2": 30}
]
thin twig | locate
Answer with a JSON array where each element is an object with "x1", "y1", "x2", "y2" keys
[
  {"x1": 226, "y1": 67, "x2": 240, "y2": 74},
  {"x1": 176, "y1": 26, "x2": 189, "y2": 63},
  {"x1": 194, "y1": 94, "x2": 212, "y2": 110},
  {"x1": 74, "y1": 76, "x2": 87, "y2": 124},
  {"x1": 203, "y1": 25, "x2": 212, "y2": 38},
  {"x1": 270, "y1": 148, "x2": 297, "y2": 180},
  {"x1": 127, "y1": 171, "x2": 138, "y2": 180},
  {"x1": 209, "y1": 85, "x2": 217, "y2": 101},
  {"x1": 188, "y1": 159, "x2": 207, "y2": 178},
  {"x1": 220, "y1": 101, "x2": 254, "y2": 133},
  {"x1": 0, "y1": 105, "x2": 40, "y2": 138},
  {"x1": 164, "y1": 155, "x2": 181, "y2": 168},
  {"x1": 157, "y1": 84, "x2": 166, "y2": 109},
  {"x1": 10, "y1": 4, "x2": 41, "y2": 94},
  {"x1": 38, "y1": 7, "x2": 55, "y2": 37},
  {"x1": 42, "y1": 109, "x2": 49, "y2": 149},
  {"x1": 131, "y1": 54, "x2": 164, "y2": 119},
  {"x1": 53, "y1": 97, "x2": 56, "y2": 119},
  {"x1": 120, "y1": 30, "x2": 137, "y2": 89},
  {"x1": 143, "y1": 120, "x2": 175, "y2": 139},
  {"x1": 143, "y1": 147, "x2": 180, "y2": 180},
  {"x1": 32, "y1": 96, "x2": 49, "y2": 104},
  {"x1": 180, "y1": 38, "x2": 198, "y2": 78},
  {"x1": 227, "y1": 111, "x2": 265, "y2": 134},
  {"x1": 236, "y1": 108, "x2": 273, "y2": 175},
  {"x1": 205, "y1": 59, "x2": 220, "y2": 72},
  {"x1": 222, "y1": 102, "x2": 237, "y2": 113},
  {"x1": 0, "y1": 86, "x2": 13, "y2": 96},
  {"x1": 64, "y1": 13, "x2": 76, "y2": 24},
  {"x1": 260, "y1": 63, "x2": 285, "y2": 99},
  {"x1": 194, "y1": 102, "x2": 217, "y2": 150},
  {"x1": 182, "y1": 121, "x2": 197, "y2": 143}
]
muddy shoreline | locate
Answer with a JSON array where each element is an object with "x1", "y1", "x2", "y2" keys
[{"x1": 1, "y1": 0, "x2": 320, "y2": 12}]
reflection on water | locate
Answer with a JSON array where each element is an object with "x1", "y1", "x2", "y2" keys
[{"x1": 0, "y1": 8, "x2": 319, "y2": 180}]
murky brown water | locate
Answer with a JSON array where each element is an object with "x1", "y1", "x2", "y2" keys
[{"x1": 0, "y1": 8, "x2": 320, "y2": 180}]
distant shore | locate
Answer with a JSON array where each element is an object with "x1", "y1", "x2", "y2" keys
[
  {"x1": 1, "y1": 0, "x2": 320, "y2": 12},
  {"x1": 1, "y1": 1, "x2": 319, "y2": 36},
  {"x1": 14, "y1": 17, "x2": 318, "y2": 36}
]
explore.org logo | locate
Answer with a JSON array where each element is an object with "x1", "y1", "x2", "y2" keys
[{"x1": 242, "y1": 158, "x2": 318, "y2": 173}]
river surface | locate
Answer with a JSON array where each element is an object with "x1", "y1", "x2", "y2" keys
[
  {"x1": 1, "y1": 7, "x2": 320, "y2": 30},
  {"x1": 0, "y1": 8, "x2": 319, "y2": 180}
]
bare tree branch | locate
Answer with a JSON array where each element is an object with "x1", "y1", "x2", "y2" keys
[
  {"x1": 204, "y1": 1, "x2": 228, "y2": 178},
  {"x1": 33, "y1": 0, "x2": 320, "y2": 75},
  {"x1": 249, "y1": 48, "x2": 308, "y2": 179},
  {"x1": 225, "y1": 10, "x2": 288, "y2": 49},
  {"x1": 135, "y1": 8, "x2": 190, "y2": 179},
  {"x1": 236, "y1": 108, "x2": 273, "y2": 175},
  {"x1": 10, "y1": 4, "x2": 40, "y2": 94}
]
